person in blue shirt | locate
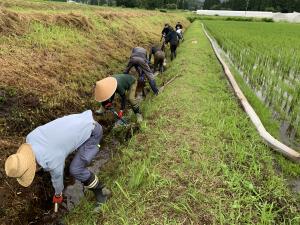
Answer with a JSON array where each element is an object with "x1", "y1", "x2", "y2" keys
[{"x1": 4, "y1": 110, "x2": 110, "y2": 208}]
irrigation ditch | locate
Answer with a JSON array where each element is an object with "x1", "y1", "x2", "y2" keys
[{"x1": 0, "y1": 71, "x2": 182, "y2": 225}]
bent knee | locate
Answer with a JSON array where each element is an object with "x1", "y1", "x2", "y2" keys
[{"x1": 69, "y1": 164, "x2": 80, "y2": 178}]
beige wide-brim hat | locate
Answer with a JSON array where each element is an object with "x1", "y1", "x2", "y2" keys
[
  {"x1": 5, "y1": 144, "x2": 36, "y2": 187},
  {"x1": 94, "y1": 77, "x2": 118, "y2": 102}
]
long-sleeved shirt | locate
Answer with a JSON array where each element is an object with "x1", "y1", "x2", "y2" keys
[
  {"x1": 113, "y1": 74, "x2": 136, "y2": 110},
  {"x1": 131, "y1": 47, "x2": 147, "y2": 59},
  {"x1": 161, "y1": 26, "x2": 171, "y2": 36},
  {"x1": 26, "y1": 110, "x2": 95, "y2": 194},
  {"x1": 165, "y1": 30, "x2": 179, "y2": 45},
  {"x1": 149, "y1": 46, "x2": 159, "y2": 62}
]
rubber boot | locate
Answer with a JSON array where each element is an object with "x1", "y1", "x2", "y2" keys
[
  {"x1": 84, "y1": 173, "x2": 111, "y2": 204},
  {"x1": 92, "y1": 182, "x2": 111, "y2": 204}
]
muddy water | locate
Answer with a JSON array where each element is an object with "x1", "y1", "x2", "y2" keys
[{"x1": 280, "y1": 121, "x2": 300, "y2": 151}]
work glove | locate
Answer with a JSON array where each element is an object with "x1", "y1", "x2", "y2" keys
[
  {"x1": 104, "y1": 102, "x2": 113, "y2": 110},
  {"x1": 118, "y1": 110, "x2": 123, "y2": 119},
  {"x1": 53, "y1": 193, "x2": 63, "y2": 204}
]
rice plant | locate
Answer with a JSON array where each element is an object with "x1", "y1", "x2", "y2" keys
[{"x1": 203, "y1": 20, "x2": 300, "y2": 148}]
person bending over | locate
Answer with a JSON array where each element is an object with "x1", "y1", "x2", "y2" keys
[
  {"x1": 124, "y1": 47, "x2": 159, "y2": 95},
  {"x1": 149, "y1": 45, "x2": 165, "y2": 73},
  {"x1": 95, "y1": 75, "x2": 143, "y2": 123},
  {"x1": 5, "y1": 110, "x2": 110, "y2": 209}
]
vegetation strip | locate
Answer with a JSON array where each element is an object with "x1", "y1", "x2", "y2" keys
[
  {"x1": 201, "y1": 23, "x2": 300, "y2": 163},
  {"x1": 66, "y1": 21, "x2": 299, "y2": 224}
]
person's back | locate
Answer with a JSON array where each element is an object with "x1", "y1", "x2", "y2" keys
[
  {"x1": 166, "y1": 30, "x2": 179, "y2": 45},
  {"x1": 149, "y1": 46, "x2": 160, "y2": 61},
  {"x1": 161, "y1": 24, "x2": 171, "y2": 37},
  {"x1": 113, "y1": 74, "x2": 136, "y2": 96},
  {"x1": 26, "y1": 110, "x2": 95, "y2": 171},
  {"x1": 131, "y1": 47, "x2": 147, "y2": 59}
]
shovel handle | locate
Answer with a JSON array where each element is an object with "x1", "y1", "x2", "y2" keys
[{"x1": 54, "y1": 203, "x2": 58, "y2": 213}]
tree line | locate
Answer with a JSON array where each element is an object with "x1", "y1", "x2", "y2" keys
[
  {"x1": 203, "y1": 0, "x2": 300, "y2": 13},
  {"x1": 52, "y1": 0, "x2": 204, "y2": 10},
  {"x1": 52, "y1": 0, "x2": 300, "y2": 12}
]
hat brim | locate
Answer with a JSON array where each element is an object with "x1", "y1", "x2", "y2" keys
[
  {"x1": 16, "y1": 144, "x2": 36, "y2": 187},
  {"x1": 95, "y1": 77, "x2": 118, "y2": 102},
  {"x1": 17, "y1": 162, "x2": 36, "y2": 187}
]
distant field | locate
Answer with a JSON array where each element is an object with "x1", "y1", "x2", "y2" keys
[{"x1": 203, "y1": 20, "x2": 300, "y2": 148}]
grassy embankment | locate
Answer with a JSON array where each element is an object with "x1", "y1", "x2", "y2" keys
[
  {"x1": 66, "y1": 21, "x2": 300, "y2": 224},
  {"x1": 0, "y1": 0, "x2": 189, "y2": 223}
]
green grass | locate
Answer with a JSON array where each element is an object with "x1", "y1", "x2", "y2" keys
[
  {"x1": 65, "y1": 21, "x2": 300, "y2": 224},
  {"x1": 23, "y1": 22, "x2": 87, "y2": 49}
]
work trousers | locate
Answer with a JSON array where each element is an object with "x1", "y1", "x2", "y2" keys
[
  {"x1": 69, "y1": 122, "x2": 103, "y2": 183},
  {"x1": 170, "y1": 44, "x2": 177, "y2": 61},
  {"x1": 125, "y1": 56, "x2": 155, "y2": 81},
  {"x1": 125, "y1": 56, "x2": 159, "y2": 94},
  {"x1": 154, "y1": 51, "x2": 165, "y2": 73},
  {"x1": 128, "y1": 79, "x2": 139, "y2": 113}
]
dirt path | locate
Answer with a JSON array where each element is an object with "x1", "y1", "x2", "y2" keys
[{"x1": 66, "y1": 21, "x2": 300, "y2": 224}]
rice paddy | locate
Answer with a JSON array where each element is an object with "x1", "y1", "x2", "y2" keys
[{"x1": 203, "y1": 20, "x2": 300, "y2": 148}]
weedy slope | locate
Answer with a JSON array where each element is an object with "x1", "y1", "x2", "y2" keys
[
  {"x1": 0, "y1": 1, "x2": 189, "y2": 223},
  {"x1": 66, "y1": 21, "x2": 300, "y2": 224}
]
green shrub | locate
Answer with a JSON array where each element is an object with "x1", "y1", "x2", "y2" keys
[{"x1": 166, "y1": 3, "x2": 177, "y2": 10}]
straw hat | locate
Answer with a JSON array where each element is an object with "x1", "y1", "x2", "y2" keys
[
  {"x1": 94, "y1": 77, "x2": 117, "y2": 102},
  {"x1": 5, "y1": 144, "x2": 36, "y2": 187}
]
